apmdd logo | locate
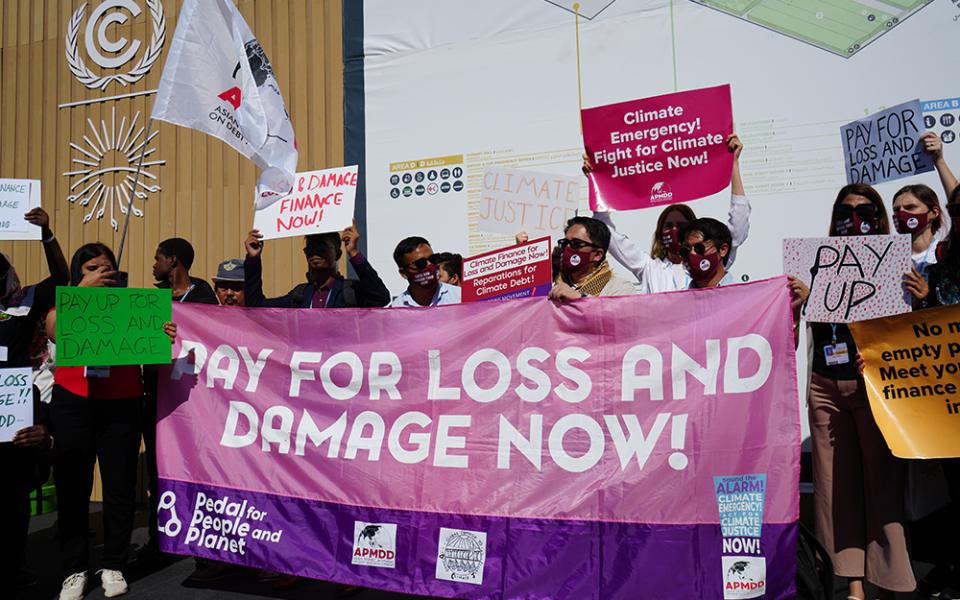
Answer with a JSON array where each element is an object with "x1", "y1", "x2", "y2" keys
[
  {"x1": 722, "y1": 556, "x2": 766, "y2": 599},
  {"x1": 352, "y1": 522, "x2": 397, "y2": 569},
  {"x1": 650, "y1": 181, "x2": 673, "y2": 203}
]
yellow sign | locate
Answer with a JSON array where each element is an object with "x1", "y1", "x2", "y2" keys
[
  {"x1": 389, "y1": 154, "x2": 463, "y2": 172},
  {"x1": 850, "y1": 305, "x2": 960, "y2": 458}
]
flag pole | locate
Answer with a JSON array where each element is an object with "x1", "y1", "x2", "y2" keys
[
  {"x1": 116, "y1": 117, "x2": 154, "y2": 267},
  {"x1": 574, "y1": 3, "x2": 584, "y2": 134}
]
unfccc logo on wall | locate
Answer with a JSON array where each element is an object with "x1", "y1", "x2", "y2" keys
[
  {"x1": 61, "y1": 0, "x2": 167, "y2": 230},
  {"x1": 66, "y1": 0, "x2": 165, "y2": 91}
]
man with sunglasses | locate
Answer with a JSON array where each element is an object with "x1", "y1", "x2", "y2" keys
[
  {"x1": 389, "y1": 237, "x2": 461, "y2": 307},
  {"x1": 678, "y1": 217, "x2": 735, "y2": 288},
  {"x1": 549, "y1": 216, "x2": 635, "y2": 300},
  {"x1": 243, "y1": 222, "x2": 391, "y2": 308}
]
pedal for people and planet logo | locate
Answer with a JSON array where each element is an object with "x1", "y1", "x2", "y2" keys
[{"x1": 157, "y1": 490, "x2": 283, "y2": 557}]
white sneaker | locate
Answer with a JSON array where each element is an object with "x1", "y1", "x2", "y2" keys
[
  {"x1": 99, "y1": 569, "x2": 129, "y2": 598},
  {"x1": 58, "y1": 572, "x2": 87, "y2": 600}
]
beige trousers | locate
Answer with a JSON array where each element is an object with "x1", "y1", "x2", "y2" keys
[{"x1": 808, "y1": 372, "x2": 916, "y2": 592}]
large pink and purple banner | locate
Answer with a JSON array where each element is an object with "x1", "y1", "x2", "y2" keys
[
  {"x1": 583, "y1": 84, "x2": 734, "y2": 212},
  {"x1": 156, "y1": 277, "x2": 799, "y2": 599}
]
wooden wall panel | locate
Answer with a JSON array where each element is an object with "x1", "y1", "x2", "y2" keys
[{"x1": 0, "y1": 0, "x2": 344, "y2": 296}]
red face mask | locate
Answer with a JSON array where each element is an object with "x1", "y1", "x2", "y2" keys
[
  {"x1": 685, "y1": 251, "x2": 721, "y2": 284},
  {"x1": 410, "y1": 263, "x2": 439, "y2": 289},
  {"x1": 661, "y1": 227, "x2": 681, "y2": 254},
  {"x1": 560, "y1": 245, "x2": 593, "y2": 275},
  {"x1": 893, "y1": 210, "x2": 929, "y2": 234}
]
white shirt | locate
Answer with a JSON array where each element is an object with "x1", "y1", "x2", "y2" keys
[
  {"x1": 687, "y1": 271, "x2": 736, "y2": 289},
  {"x1": 389, "y1": 282, "x2": 461, "y2": 307},
  {"x1": 595, "y1": 194, "x2": 751, "y2": 294}
]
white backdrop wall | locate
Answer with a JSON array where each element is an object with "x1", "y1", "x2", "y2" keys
[{"x1": 351, "y1": 0, "x2": 960, "y2": 441}]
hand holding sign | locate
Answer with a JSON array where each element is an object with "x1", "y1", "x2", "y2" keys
[
  {"x1": 842, "y1": 100, "x2": 934, "y2": 185},
  {"x1": 55, "y1": 287, "x2": 173, "y2": 366},
  {"x1": 253, "y1": 166, "x2": 358, "y2": 240},
  {"x1": 783, "y1": 235, "x2": 912, "y2": 323},
  {"x1": 245, "y1": 229, "x2": 264, "y2": 259},
  {"x1": 582, "y1": 84, "x2": 734, "y2": 211},
  {"x1": 341, "y1": 220, "x2": 361, "y2": 258},
  {"x1": 0, "y1": 179, "x2": 41, "y2": 240}
]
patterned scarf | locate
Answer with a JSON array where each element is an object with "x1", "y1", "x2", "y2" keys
[{"x1": 556, "y1": 260, "x2": 613, "y2": 297}]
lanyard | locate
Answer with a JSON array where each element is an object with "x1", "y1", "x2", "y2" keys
[
  {"x1": 177, "y1": 285, "x2": 195, "y2": 303},
  {"x1": 830, "y1": 324, "x2": 838, "y2": 345}
]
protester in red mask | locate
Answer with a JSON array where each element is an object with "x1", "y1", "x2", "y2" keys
[
  {"x1": 892, "y1": 184, "x2": 942, "y2": 275},
  {"x1": 802, "y1": 183, "x2": 915, "y2": 600},
  {"x1": 589, "y1": 134, "x2": 750, "y2": 293},
  {"x1": 389, "y1": 237, "x2": 461, "y2": 307},
  {"x1": 678, "y1": 218, "x2": 733, "y2": 288},
  {"x1": 548, "y1": 216, "x2": 635, "y2": 300}
]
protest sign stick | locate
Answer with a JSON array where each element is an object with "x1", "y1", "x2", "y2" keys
[
  {"x1": 574, "y1": 3, "x2": 584, "y2": 134},
  {"x1": 116, "y1": 117, "x2": 154, "y2": 267}
]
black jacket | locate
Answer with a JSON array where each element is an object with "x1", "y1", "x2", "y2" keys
[
  {"x1": 244, "y1": 254, "x2": 391, "y2": 308},
  {"x1": 155, "y1": 276, "x2": 218, "y2": 305}
]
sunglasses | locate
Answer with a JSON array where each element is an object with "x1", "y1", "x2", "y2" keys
[
  {"x1": 404, "y1": 254, "x2": 441, "y2": 272},
  {"x1": 303, "y1": 243, "x2": 336, "y2": 257},
  {"x1": 947, "y1": 203, "x2": 960, "y2": 219},
  {"x1": 556, "y1": 238, "x2": 600, "y2": 251},
  {"x1": 833, "y1": 204, "x2": 877, "y2": 221},
  {"x1": 678, "y1": 242, "x2": 713, "y2": 259}
]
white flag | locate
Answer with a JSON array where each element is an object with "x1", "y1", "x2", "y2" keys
[{"x1": 151, "y1": 0, "x2": 298, "y2": 207}]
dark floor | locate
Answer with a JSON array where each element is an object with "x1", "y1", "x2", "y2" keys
[
  {"x1": 16, "y1": 504, "x2": 427, "y2": 600},
  {"x1": 13, "y1": 499, "x2": 941, "y2": 599}
]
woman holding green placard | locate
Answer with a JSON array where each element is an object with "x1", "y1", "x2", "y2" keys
[{"x1": 45, "y1": 243, "x2": 174, "y2": 600}]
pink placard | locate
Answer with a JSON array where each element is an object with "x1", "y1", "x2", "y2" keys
[
  {"x1": 582, "y1": 84, "x2": 734, "y2": 211},
  {"x1": 782, "y1": 235, "x2": 912, "y2": 323}
]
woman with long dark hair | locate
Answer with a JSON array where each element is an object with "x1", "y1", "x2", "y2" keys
[
  {"x1": 803, "y1": 184, "x2": 916, "y2": 600},
  {"x1": 46, "y1": 243, "x2": 171, "y2": 600}
]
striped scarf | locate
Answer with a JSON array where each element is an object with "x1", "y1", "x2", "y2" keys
[{"x1": 556, "y1": 260, "x2": 613, "y2": 297}]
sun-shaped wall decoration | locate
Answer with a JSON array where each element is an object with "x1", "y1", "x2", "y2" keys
[{"x1": 63, "y1": 106, "x2": 165, "y2": 230}]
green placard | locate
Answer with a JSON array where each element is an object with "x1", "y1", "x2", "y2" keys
[{"x1": 55, "y1": 286, "x2": 173, "y2": 367}]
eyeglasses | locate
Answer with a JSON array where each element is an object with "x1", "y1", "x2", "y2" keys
[
  {"x1": 678, "y1": 242, "x2": 713, "y2": 259},
  {"x1": 947, "y1": 203, "x2": 960, "y2": 219},
  {"x1": 556, "y1": 238, "x2": 600, "y2": 251},
  {"x1": 833, "y1": 204, "x2": 877, "y2": 221},
  {"x1": 403, "y1": 254, "x2": 441, "y2": 272}
]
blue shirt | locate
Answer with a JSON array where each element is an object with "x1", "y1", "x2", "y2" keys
[{"x1": 389, "y1": 282, "x2": 461, "y2": 307}]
